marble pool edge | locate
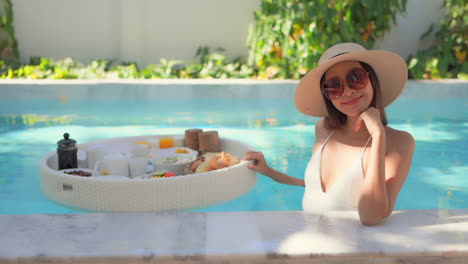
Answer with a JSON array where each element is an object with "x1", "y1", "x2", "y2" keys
[{"x1": 0, "y1": 209, "x2": 467, "y2": 263}]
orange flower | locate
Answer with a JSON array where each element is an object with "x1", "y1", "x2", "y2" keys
[
  {"x1": 455, "y1": 50, "x2": 466, "y2": 64},
  {"x1": 270, "y1": 45, "x2": 276, "y2": 54},
  {"x1": 276, "y1": 48, "x2": 283, "y2": 59},
  {"x1": 366, "y1": 22, "x2": 374, "y2": 33},
  {"x1": 362, "y1": 32, "x2": 369, "y2": 42}
]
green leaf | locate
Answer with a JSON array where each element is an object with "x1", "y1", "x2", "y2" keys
[
  {"x1": 408, "y1": 58, "x2": 418, "y2": 69},
  {"x1": 281, "y1": 20, "x2": 292, "y2": 35},
  {"x1": 458, "y1": 72, "x2": 468, "y2": 80},
  {"x1": 420, "y1": 24, "x2": 434, "y2": 40}
]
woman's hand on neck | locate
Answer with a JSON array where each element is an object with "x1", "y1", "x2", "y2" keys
[
  {"x1": 340, "y1": 107, "x2": 385, "y2": 139},
  {"x1": 349, "y1": 107, "x2": 385, "y2": 138}
]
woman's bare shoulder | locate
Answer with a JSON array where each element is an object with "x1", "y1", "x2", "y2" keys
[
  {"x1": 315, "y1": 118, "x2": 331, "y2": 140},
  {"x1": 314, "y1": 118, "x2": 334, "y2": 146},
  {"x1": 311, "y1": 118, "x2": 329, "y2": 154},
  {"x1": 385, "y1": 126, "x2": 415, "y2": 153}
]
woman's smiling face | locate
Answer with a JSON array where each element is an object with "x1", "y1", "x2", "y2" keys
[{"x1": 323, "y1": 61, "x2": 373, "y2": 117}]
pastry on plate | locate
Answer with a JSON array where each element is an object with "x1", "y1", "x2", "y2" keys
[{"x1": 195, "y1": 152, "x2": 239, "y2": 173}]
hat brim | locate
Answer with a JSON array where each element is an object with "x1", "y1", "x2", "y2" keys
[{"x1": 295, "y1": 50, "x2": 408, "y2": 117}]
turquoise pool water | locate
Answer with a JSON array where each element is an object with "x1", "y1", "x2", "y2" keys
[{"x1": 0, "y1": 86, "x2": 467, "y2": 214}]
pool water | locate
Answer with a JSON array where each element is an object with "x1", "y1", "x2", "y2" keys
[{"x1": 0, "y1": 96, "x2": 467, "y2": 214}]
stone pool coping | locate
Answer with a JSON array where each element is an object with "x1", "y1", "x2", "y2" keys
[{"x1": 0, "y1": 209, "x2": 467, "y2": 263}]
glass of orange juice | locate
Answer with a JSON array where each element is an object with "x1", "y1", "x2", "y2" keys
[{"x1": 159, "y1": 137, "x2": 174, "y2": 149}]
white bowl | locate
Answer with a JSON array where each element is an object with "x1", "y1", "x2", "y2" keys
[{"x1": 151, "y1": 151, "x2": 197, "y2": 176}]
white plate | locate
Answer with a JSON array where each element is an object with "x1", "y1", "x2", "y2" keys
[{"x1": 149, "y1": 147, "x2": 198, "y2": 159}]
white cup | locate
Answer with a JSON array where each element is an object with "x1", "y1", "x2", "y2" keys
[
  {"x1": 129, "y1": 157, "x2": 148, "y2": 178},
  {"x1": 147, "y1": 139, "x2": 160, "y2": 150},
  {"x1": 85, "y1": 146, "x2": 108, "y2": 169},
  {"x1": 94, "y1": 154, "x2": 130, "y2": 177},
  {"x1": 130, "y1": 144, "x2": 150, "y2": 158},
  {"x1": 77, "y1": 149, "x2": 88, "y2": 168}
]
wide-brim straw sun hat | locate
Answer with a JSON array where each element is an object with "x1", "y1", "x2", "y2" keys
[{"x1": 295, "y1": 42, "x2": 408, "y2": 117}]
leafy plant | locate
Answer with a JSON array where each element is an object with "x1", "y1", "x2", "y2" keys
[
  {"x1": 78, "y1": 59, "x2": 113, "y2": 79},
  {"x1": 109, "y1": 62, "x2": 139, "y2": 79},
  {"x1": 140, "y1": 59, "x2": 184, "y2": 79},
  {"x1": 13, "y1": 58, "x2": 55, "y2": 79},
  {"x1": 50, "y1": 58, "x2": 81, "y2": 79},
  {"x1": 407, "y1": 0, "x2": 467, "y2": 79},
  {"x1": 0, "y1": 0, "x2": 19, "y2": 64},
  {"x1": 195, "y1": 47, "x2": 254, "y2": 78},
  {"x1": 247, "y1": 0, "x2": 407, "y2": 79}
]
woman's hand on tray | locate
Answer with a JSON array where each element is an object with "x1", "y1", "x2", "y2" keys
[{"x1": 242, "y1": 151, "x2": 273, "y2": 176}]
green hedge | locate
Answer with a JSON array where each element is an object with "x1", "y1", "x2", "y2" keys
[{"x1": 0, "y1": 48, "x2": 254, "y2": 79}]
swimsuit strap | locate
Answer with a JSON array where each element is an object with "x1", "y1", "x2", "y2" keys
[{"x1": 320, "y1": 130, "x2": 335, "y2": 150}]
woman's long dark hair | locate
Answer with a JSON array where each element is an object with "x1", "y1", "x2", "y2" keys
[{"x1": 320, "y1": 61, "x2": 387, "y2": 129}]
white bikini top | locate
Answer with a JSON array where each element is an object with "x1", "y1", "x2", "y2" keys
[{"x1": 302, "y1": 130, "x2": 372, "y2": 213}]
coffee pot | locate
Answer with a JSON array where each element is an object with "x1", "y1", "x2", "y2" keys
[{"x1": 57, "y1": 133, "x2": 78, "y2": 170}]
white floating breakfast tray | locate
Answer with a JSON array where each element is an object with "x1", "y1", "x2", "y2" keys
[{"x1": 39, "y1": 135, "x2": 257, "y2": 212}]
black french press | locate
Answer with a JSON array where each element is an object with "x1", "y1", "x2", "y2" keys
[{"x1": 57, "y1": 133, "x2": 78, "y2": 170}]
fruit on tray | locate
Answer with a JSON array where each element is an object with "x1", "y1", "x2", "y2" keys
[
  {"x1": 175, "y1": 148, "x2": 189, "y2": 154},
  {"x1": 149, "y1": 170, "x2": 176, "y2": 178},
  {"x1": 159, "y1": 137, "x2": 174, "y2": 149}
]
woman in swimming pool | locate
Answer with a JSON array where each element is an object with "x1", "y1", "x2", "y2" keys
[{"x1": 243, "y1": 43, "x2": 415, "y2": 226}]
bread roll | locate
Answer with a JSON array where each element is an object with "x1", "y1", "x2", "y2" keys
[{"x1": 194, "y1": 152, "x2": 239, "y2": 173}]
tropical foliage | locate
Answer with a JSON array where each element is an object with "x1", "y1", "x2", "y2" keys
[
  {"x1": 247, "y1": 0, "x2": 407, "y2": 79},
  {"x1": 0, "y1": 0, "x2": 465, "y2": 79},
  {"x1": 407, "y1": 0, "x2": 467, "y2": 79},
  {"x1": 0, "y1": 0, "x2": 19, "y2": 68}
]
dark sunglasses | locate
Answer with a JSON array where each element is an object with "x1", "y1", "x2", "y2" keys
[{"x1": 321, "y1": 67, "x2": 370, "y2": 100}]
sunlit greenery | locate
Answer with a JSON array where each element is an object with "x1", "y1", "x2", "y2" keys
[
  {"x1": 407, "y1": 0, "x2": 467, "y2": 79},
  {"x1": 0, "y1": 47, "x2": 255, "y2": 79},
  {"x1": 247, "y1": 0, "x2": 407, "y2": 79},
  {"x1": 0, "y1": 0, "x2": 19, "y2": 71},
  {"x1": 0, "y1": 0, "x2": 465, "y2": 80}
]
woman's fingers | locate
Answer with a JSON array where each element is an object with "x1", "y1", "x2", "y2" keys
[
  {"x1": 242, "y1": 150, "x2": 263, "y2": 161},
  {"x1": 242, "y1": 151, "x2": 267, "y2": 171},
  {"x1": 355, "y1": 107, "x2": 384, "y2": 136}
]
